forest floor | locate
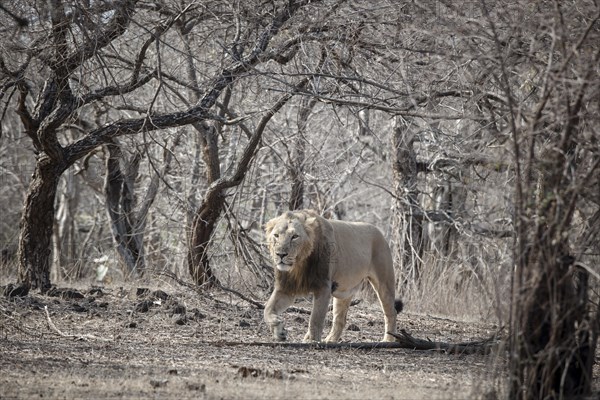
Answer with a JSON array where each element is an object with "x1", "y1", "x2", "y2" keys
[{"x1": 0, "y1": 279, "x2": 595, "y2": 400}]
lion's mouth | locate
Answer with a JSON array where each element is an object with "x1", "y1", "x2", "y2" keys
[
  {"x1": 274, "y1": 253, "x2": 293, "y2": 271},
  {"x1": 276, "y1": 262, "x2": 293, "y2": 272}
]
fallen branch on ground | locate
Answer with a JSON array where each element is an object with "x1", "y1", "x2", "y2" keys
[
  {"x1": 212, "y1": 329, "x2": 501, "y2": 354},
  {"x1": 389, "y1": 329, "x2": 500, "y2": 355},
  {"x1": 212, "y1": 340, "x2": 408, "y2": 350}
]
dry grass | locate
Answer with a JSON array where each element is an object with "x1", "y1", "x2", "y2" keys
[{"x1": 398, "y1": 245, "x2": 511, "y2": 326}]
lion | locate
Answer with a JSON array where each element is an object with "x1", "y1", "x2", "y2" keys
[{"x1": 263, "y1": 209, "x2": 403, "y2": 343}]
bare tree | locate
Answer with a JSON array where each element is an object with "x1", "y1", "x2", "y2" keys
[
  {"x1": 3, "y1": 5, "x2": 598, "y2": 398},
  {"x1": 288, "y1": 97, "x2": 317, "y2": 211},
  {"x1": 441, "y1": 1, "x2": 600, "y2": 397},
  {"x1": 103, "y1": 132, "x2": 179, "y2": 275},
  {"x1": 186, "y1": 84, "x2": 308, "y2": 285},
  {"x1": 391, "y1": 117, "x2": 423, "y2": 286},
  {"x1": 0, "y1": 0, "x2": 326, "y2": 290}
]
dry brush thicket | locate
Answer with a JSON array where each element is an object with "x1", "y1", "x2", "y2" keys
[{"x1": 1, "y1": 1, "x2": 599, "y2": 398}]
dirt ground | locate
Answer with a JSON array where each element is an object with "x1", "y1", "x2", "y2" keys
[{"x1": 0, "y1": 280, "x2": 591, "y2": 400}]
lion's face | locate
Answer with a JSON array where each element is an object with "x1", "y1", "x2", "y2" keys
[{"x1": 265, "y1": 212, "x2": 315, "y2": 272}]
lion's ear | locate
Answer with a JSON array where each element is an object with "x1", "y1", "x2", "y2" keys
[
  {"x1": 264, "y1": 219, "x2": 276, "y2": 234},
  {"x1": 305, "y1": 216, "x2": 318, "y2": 229},
  {"x1": 292, "y1": 211, "x2": 306, "y2": 222}
]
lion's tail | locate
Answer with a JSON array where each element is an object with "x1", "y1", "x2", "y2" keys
[{"x1": 394, "y1": 299, "x2": 403, "y2": 314}]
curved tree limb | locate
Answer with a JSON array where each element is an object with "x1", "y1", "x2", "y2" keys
[{"x1": 65, "y1": 0, "x2": 316, "y2": 166}]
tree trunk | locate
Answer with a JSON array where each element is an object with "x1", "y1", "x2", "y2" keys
[
  {"x1": 104, "y1": 141, "x2": 145, "y2": 275},
  {"x1": 288, "y1": 144, "x2": 305, "y2": 210},
  {"x1": 511, "y1": 241, "x2": 596, "y2": 399},
  {"x1": 52, "y1": 167, "x2": 80, "y2": 281},
  {"x1": 18, "y1": 155, "x2": 65, "y2": 292},
  {"x1": 288, "y1": 98, "x2": 316, "y2": 210},
  {"x1": 391, "y1": 117, "x2": 423, "y2": 286},
  {"x1": 187, "y1": 122, "x2": 221, "y2": 286},
  {"x1": 180, "y1": 19, "x2": 223, "y2": 285},
  {"x1": 509, "y1": 145, "x2": 598, "y2": 399},
  {"x1": 187, "y1": 194, "x2": 221, "y2": 286}
]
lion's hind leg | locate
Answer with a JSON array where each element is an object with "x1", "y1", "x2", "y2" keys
[
  {"x1": 367, "y1": 276, "x2": 398, "y2": 342},
  {"x1": 324, "y1": 297, "x2": 352, "y2": 343}
]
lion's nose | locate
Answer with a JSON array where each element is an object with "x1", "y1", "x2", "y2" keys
[{"x1": 276, "y1": 252, "x2": 288, "y2": 261}]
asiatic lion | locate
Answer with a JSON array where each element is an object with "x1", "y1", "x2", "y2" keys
[{"x1": 264, "y1": 210, "x2": 402, "y2": 343}]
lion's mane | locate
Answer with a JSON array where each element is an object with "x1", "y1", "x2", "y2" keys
[{"x1": 269, "y1": 211, "x2": 331, "y2": 296}]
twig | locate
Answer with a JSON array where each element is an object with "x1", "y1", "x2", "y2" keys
[
  {"x1": 44, "y1": 306, "x2": 67, "y2": 337},
  {"x1": 216, "y1": 283, "x2": 265, "y2": 309},
  {"x1": 44, "y1": 306, "x2": 111, "y2": 342},
  {"x1": 156, "y1": 270, "x2": 270, "y2": 310},
  {"x1": 156, "y1": 269, "x2": 358, "y2": 315},
  {"x1": 155, "y1": 270, "x2": 197, "y2": 290}
]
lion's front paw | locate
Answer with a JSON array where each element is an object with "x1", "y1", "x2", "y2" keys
[
  {"x1": 272, "y1": 325, "x2": 287, "y2": 341},
  {"x1": 382, "y1": 333, "x2": 397, "y2": 342},
  {"x1": 302, "y1": 332, "x2": 319, "y2": 343},
  {"x1": 324, "y1": 335, "x2": 339, "y2": 343}
]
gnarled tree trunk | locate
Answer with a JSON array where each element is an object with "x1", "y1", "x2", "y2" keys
[
  {"x1": 187, "y1": 122, "x2": 222, "y2": 286},
  {"x1": 18, "y1": 155, "x2": 66, "y2": 292},
  {"x1": 187, "y1": 191, "x2": 222, "y2": 285},
  {"x1": 104, "y1": 141, "x2": 145, "y2": 275}
]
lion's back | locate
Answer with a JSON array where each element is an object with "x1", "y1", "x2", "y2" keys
[{"x1": 327, "y1": 219, "x2": 391, "y2": 271}]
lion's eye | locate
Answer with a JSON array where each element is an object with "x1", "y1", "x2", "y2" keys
[
  {"x1": 291, "y1": 234, "x2": 299, "y2": 240},
  {"x1": 273, "y1": 233, "x2": 279, "y2": 239}
]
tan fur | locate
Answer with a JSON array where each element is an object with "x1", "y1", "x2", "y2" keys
[{"x1": 264, "y1": 209, "x2": 401, "y2": 343}]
